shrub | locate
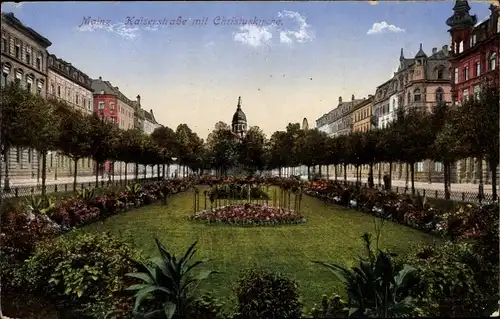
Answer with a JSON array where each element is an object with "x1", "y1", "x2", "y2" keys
[
  {"x1": 309, "y1": 294, "x2": 348, "y2": 318},
  {"x1": 404, "y1": 241, "x2": 497, "y2": 317},
  {"x1": 18, "y1": 231, "x2": 142, "y2": 318},
  {"x1": 51, "y1": 197, "x2": 100, "y2": 228},
  {"x1": 313, "y1": 233, "x2": 420, "y2": 318},
  {"x1": 126, "y1": 239, "x2": 217, "y2": 319},
  {"x1": 234, "y1": 269, "x2": 302, "y2": 319},
  {"x1": 185, "y1": 294, "x2": 226, "y2": 319}
]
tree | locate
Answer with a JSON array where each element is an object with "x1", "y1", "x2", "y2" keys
[
  {"x1": 295, "y1": 129, "x2": 328, "y2": 179},
  {"x1": 239, "y1": 126, "x2": 266, "y2": 175},
  {"x1": 151, "y1": 126, "x2": 179, "y2": 178},
  {"x1": 454, "y1": 87, "x2": 499, "y2": 200},
  {"x1": 114, "y1": 128, "x2": 144, "y2": 182},
  {"x1": 0, "y1": 83, "x2": 41, "y2": 190},
  {"x1": 52, "y1": 99, "x2": 91, "y2": 191},
  {"x1": 268, "y1": 131, "x2": 289, "y2": 177},
  {"x1": 206, "y1": 123, "x2": 239, "y2": 177},
  {"x1": 86, "y1": 115, "x2": 119, "y2": 186},
  {"x1": 28, "y1": 96, "x2": 59, "y2": 195}
]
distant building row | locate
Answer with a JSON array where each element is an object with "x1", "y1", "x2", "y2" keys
[
  {"x1": 0, "y1": 12, "x2": 162, "y2": 184},
  {"x1": 315, "y1": 1, "x2": 499, "y2": 185}
]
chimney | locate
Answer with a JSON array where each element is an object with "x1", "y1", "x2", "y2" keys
[
  {"x1": 338, "y1": 96, "x2": 342, "y2": 103},
  {"x1": 432, "y1": 47, "x2": 437, "y2": 54},
  {"x1": 98, "y1": 76, "x2": 102, "y2": 81},
  {"x1": 352, "y1": 94, "x2": 355, "y2": 101},
  {"x1": 137, "y1": 95, "x2": 141, "y2": 105},
  {"x1": 115, "y1": 87, "x2": 119, "y2": 91},
  {"x1": 442, "y1": 45, "x2": 448, "y2": 52}
]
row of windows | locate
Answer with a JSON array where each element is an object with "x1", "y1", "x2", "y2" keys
[
  {"x1": 49, "y1": 82, "x2": 92, "y2": 110},
  {"x1": 1, "y1": 34, "x2": 43, "y2": 71},
  {"x1": 97, "y1": 101, "x2": 135, "y2": 118},
  {"x1": 233, "y1": 124, "x2": 246, "y2": 132},
  {"x1": 454, "y1": 53, "x2": 497, "y2": 84},
  {"x1": 1, "y1": 67, "x2": 43, "y2": 95},
  {"x1": 354, "y1": 108, "x2": 370, "y2": 123},
  {"x1": 461, "y1": 85, "x2": 482, "y2": 102}
]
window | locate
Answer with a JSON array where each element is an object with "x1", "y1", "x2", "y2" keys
[
  {"x1": 454, "y1": 68, "x2": 459, "y2": 84},
  {"x1": 15, "y1": 45, "x2": 20, "y2": 59},
  {"x1": 83, "y1": 97, "x2": 86, "y2": 108},
  {"x1": 1, "y1": 37, "x2": 7, "y2": 53},
  {"x1": 475, "y1": 62, "x2": 481, "y2": 76},
  {"x1": 110, "y1": 103, "x2": 115, "y2": 110},
  {"x1": 474, "y1": 85, "x2": 480, "y2": 100},
  {"x1": 434, "y1": 162, "x2": 442, "y2": 172},
  {"x1": 26, "y1": 75, "x2": 33, "y2": 92},
  {"x1": 57, "y1": 86, "x2": 61, "y2": 97},
  {"x1": 462, "y1": 89, "x2": 469, "y2": 101},
  {"x1": 416, "y1": 162, "x2": 425, "y2": 172},
  {"x1": 407, "y1": 92, "x2": 411, "y2": 104},
  {"x1": 98, "y1": 101, "x2": 104, "y2": 110},
  {"x1": 458, "y1": 41, "x2": 464, "y2": 53},
  {"x1": 435, "y1": 87, "x2": 444, "y2": 102},
  {"x1": 36, "y1": 56, "x2": 41, "y2": 70},
  {"x1": 75, "y1": 93, "x2": 79, "y2": 104},
  {"x1": 489, "y1": 52, "x2": 497, "y2": 71},
  {"x1": 413, "y1": 89, "x2": 421, "y2": 102},
  {"x1": 437, "y1": 67, "x2": 444, "y2": 79},
  {"x1": 28, "y1": 149, "x2": 32, "y2": 164},
  {"x1": 25, "y1": 53, "x2": 31, "y2": 65},
  {"x1": 16, "y1": 147, "x2": 21, "y2": 163},
  {"x1": 88, "y1": 100, "x2": 91, "y2": 110},
  {"x1": 463, "y1": 67, "x2": 469, "y2": 81},
  {"x1": 36, "y1": 80, "x2": 42, "y2": 96}
]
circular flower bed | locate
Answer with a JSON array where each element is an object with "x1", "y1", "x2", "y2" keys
[{"x1": 190, "y1": 203, "x2": 307, "y2": 226}]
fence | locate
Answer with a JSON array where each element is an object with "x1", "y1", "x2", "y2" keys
[
  {"x1": 344, "y1": 180, "x2": 498, "y2": 204},
  {"x1": 0, "y1": 177, "x2": 160, "y2": 200}
]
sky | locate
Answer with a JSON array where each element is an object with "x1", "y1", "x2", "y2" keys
[{"x1": 0, "y1": 1, "x2": 495, "y2": 139}]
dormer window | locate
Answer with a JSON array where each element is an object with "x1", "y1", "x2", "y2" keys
[{"x1": 437, "y1": 66, "x2": 444, "y2": 79}]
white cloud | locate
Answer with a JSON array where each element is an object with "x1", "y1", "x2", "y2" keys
[
  {"x1": 369, "y1": 1, "x2": 378, "y2": 5},
  {"x1": 277, "y1": 10, "x2": 314, "y2": 44},
  {"x1": 13, "y1": 3, "x2": 23, "y2": 8},
  {"x1": 77, "y1": 22, "x2": 140, "y2": 40},
  {"x1": 367, "y1": 21, "x2": 405, "y2": 35},
  {"x1": 205, "y1": 40, "x2": 215, "y2": 48},
  {"x1": 233, "y1": 25, "x2": 273, "y2": 47}
]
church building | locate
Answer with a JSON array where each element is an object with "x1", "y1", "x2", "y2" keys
[{"x1": 231, "y1": 96, "x2": 247, "y2": 139}]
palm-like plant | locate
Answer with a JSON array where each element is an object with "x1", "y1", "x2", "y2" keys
[
  {"x1": 125, "y1": 239, "x2": 217, "y2": 319},
  {"x1": 313, "y1": 234, "x2": 419, "y2": 318}
]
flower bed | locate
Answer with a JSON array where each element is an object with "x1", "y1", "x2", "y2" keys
[
  {"x1": 1, "y1": 179, "x2": 194, "y2": 262},
  {"x1": 190, "y1": 203, "x2": 307, "y2": 226},
  {"x1": 303, "y1": 179, "x2": 499, "y2": 239}
]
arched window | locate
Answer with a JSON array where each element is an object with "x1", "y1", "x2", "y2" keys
[
  {"x1": 413, "y1": 88, "x2": 421, "y2": 102},
  {"x1": 435, "y1": 87, "x2": 444, "y2": 102},
  {"x1": 489, "y1": 52, "x2": 497, "y2": 71}
]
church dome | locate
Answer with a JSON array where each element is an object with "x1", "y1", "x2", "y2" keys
[{"x1": 232, "y1": 96, "x2": 247, "y2": 123}]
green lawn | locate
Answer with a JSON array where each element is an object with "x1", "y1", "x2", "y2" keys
[{"x1": 81, "y1": 186, "x2": 440, "y2": 312}]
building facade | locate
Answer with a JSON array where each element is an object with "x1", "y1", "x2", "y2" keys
[
  {"x1": 92, "y1": 77, "x2": 137, "y2": 176},
  {"x1": 446, "y1": 0, "x2": 500, "y2": 185},
  {"x1": 142, "y1": 108, "x2": 161, "y2": 134},
  {"x1": 1, "y1": 12, "x2": 52, "y2": 186},
  {"x1": 371, "y1": 44, "x2": 453, "y2": 184},
  {"x1": 46, "y1": 54, "x2": 94, "y2": 178},
  {"x1": 352, "y1": 95, "x2": 373, "y2": 133}
]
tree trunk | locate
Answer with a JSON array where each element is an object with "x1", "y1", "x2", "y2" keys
[
  {"x1": 410, "y1": 162, "x2": 415, "y2": 195},
  {"x1": 124, "y1": 163, "x2": 128, "y2": 184},
  {"x1": 135, "y1": 163, "x2": 139, "y2": 180},
  {"x1": 319, "y1": 165, "x2": 322, "y2": 178},
  {"x1": 3, "y1": 147, "x2": 10, "y2": 191},
  {"x1": 73, "y1": 158, "x2": 78, "y2": 192},
  {"x1": 405, "y1": 163, "x2": 409, "y2": 189},
  {"x1": 334, "y1": 164, "x2": 338, "y2": 181},
  {"x1": 368, "y1": 163, "x2": 374, "y2": 188},
  {"x1": 388, "y1": 162, "x2": 393, "y2": 189},
  {"x1": 443, "y1": 161, "x2": 450, "y2": 200},
  {"x1": 343, "y1": 164, "x2": 347, "y2": 182},
  {"x1": 307, "y1": 166, "x2": 310, "y2": 180},
  {"x1": 378, "y1": 163, "x2": 382, "y2": 186},
  {"x1": 41, "y1": 151, "x2": 48, "y2": 196},
  {"x1": 326, "y1": 165, "x2": 330, "y2": 180},
  {"x1": 95, "y1": 161, "x2": 100, "y2": 187},
  {"x1": 490, "y1": 161, "x2": 498, "y2": 201},
  {"x1": 162, "y1": 164, "x2": 166, "y2": 179},
  {"x1": 477, "y1": 158, "x2": 484, "y2": 201},
  {"x1": 144, "y1": 165, "x2": 147, "y2": 179}
]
